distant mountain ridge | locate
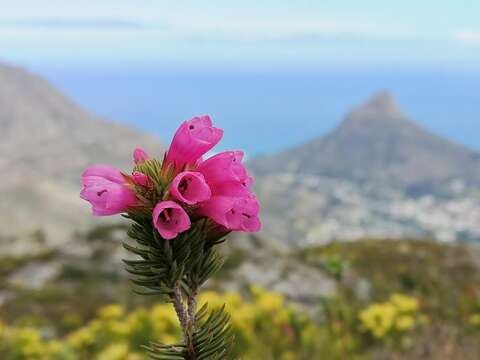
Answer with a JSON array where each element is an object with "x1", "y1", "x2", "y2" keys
[
  {"x1": 0, "y1": 62, "x2": 163, "y2": 243},
  {"x1": 251, "y1": 92, "x2": 480, "y2": 196},
  {"x1": 251, "y1": 92, "x2": 480, "y2": 245}
]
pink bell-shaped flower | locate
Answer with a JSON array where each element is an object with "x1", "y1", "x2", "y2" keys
[
  {"x1": 152, "y1": 201, "x2": 191, "y2": 239},
  {"x1": 80, "y1": 165, "x2": 137, "y2": 216},
  {"x1": 165, "y1": 115, "x2": 223, "y2": 169},
  {"x1": 170, "y1": 171, "x2": 211, "y2": 205},
  {"x1": 199, "y1": 195, "x2": 261, "y2": 233}
]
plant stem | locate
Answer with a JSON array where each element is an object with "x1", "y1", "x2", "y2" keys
[
  {"x1": 171, "y1": 281, "x2": 197, "y2": 359},
  {"x1": 187, "y1": 285, "x2": 198, "y2": 330},
  {"x1": 171, "y1": 282, "x2": 189, "y2": 341}
]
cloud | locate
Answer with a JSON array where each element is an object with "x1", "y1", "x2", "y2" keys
[
  {"x1": 455, "y1": 31, "x2": 480, "y2": 45},
  {"x1": 0, "y1": 18, "x2": 146, "y2": 30},
  {"x1": 0, "y1": 12, "x2": 412, "y2": 42},
  {"x1": 163, "y1": 15, "x2": 413, "y2": 42}
]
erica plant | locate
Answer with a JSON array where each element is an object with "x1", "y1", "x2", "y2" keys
[{"x1": 80, "y1": 116, "x2": 261, "y2": 359}]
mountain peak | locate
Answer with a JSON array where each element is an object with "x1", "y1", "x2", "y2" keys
[
  {"x1": 364, "y1": 91, "x2": 398, "y2": 112},
  {"x1": 251, "y1": 89, "x2": 480, "y2": 190},
  {"x1": 340, "y1": 91, "x2": 406, "y2": 130}
]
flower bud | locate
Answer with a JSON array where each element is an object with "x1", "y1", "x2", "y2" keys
[
  {"x1": 132, "y1": 171, "x2": 153, "y2": 187},
  {"x1": 133, "y1": 148, "x2": 150, "y2": 164}
]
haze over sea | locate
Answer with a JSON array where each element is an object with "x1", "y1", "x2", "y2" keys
[{"x1": 32, "y1": 64, "x2": 480, "y2": 156}]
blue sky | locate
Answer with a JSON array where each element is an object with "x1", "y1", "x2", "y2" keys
[{"x1": 1, "y1": 0, "x2": 479, "y2": 68}]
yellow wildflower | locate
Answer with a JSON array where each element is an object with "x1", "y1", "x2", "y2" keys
[
  {"x1": 395, "y1": 315, "x2": 415, "y2": 331},
  {"x1": 390, "y1": 294, "x2": 419, "y2": 313},
  {"x1": 98, "y1": 304, "x2": 125, "y2": 320}
]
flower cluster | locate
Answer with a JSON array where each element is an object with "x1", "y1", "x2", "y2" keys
[
  {"x1": 359, "y1": 293, "x2": 421, "y2": 339},
  {"x1": 80, "y1": 115, "x2": 261, "y2": 240}
]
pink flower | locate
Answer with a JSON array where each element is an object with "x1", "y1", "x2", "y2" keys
[
  {"x1": 199, "y1": 195, "x2": 261, "y2": 233},
  {"x1": 133, "y1": 148, "x2": 150, "y2": 164},
  {"x1": 170, "y1": 171, "x2": 211, "y2": 205},
  {"x1": 197, "y1": 151, "x2": 248, "y2": 184},
  {"x1": 80, "y1": 165, "x2": 137, "y2": 216},
  {"x1": 82, "y1": 165, "x2": 125, "y2": 183},
  {"x1": 197, "y1": 151, "x2": 252, "y2": 196},
  {"x1": 132, "y1": 171, "x2": 153, "y2": 187},
  {"x1": 152, "y1": 201, "x2": 191, "y2": 239},
  {"x1": 205, "y1": 180, "x2": 252, "y2": 197},
  {"x1": 165, "y1": 115, "x2": 223, "y2": 169}
]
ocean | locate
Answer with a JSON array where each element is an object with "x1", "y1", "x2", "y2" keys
[{"x1": 30, "y1": 65, "x2": 480, "y2": 156}]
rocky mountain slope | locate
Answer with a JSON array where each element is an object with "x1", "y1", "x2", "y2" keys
[
  {"x1": 251, "y1": 92, "x2": 480, "y2": 245},
  {"x1": 0, "y1": 63, "x2": 163, "y2": 244}
]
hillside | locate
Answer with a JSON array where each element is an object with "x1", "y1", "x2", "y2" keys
[{"x1": 0, "y1": 63, "x2": 163, "y2": 244}]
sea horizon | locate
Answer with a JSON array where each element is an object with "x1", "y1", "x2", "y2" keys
[{"x1": 23, "y1": 63, "x2": 480, "y2": 156}]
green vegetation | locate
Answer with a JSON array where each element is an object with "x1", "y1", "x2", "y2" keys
[
  {"x1": 0, "y1": 238, "x2": 479, "y2": 359},
  {"x1": 301, "y1": 239, "x2": 480, "y2": 358},
  {"x1": 300, "y1": 239, "x2": 480, "y2": 324}
]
